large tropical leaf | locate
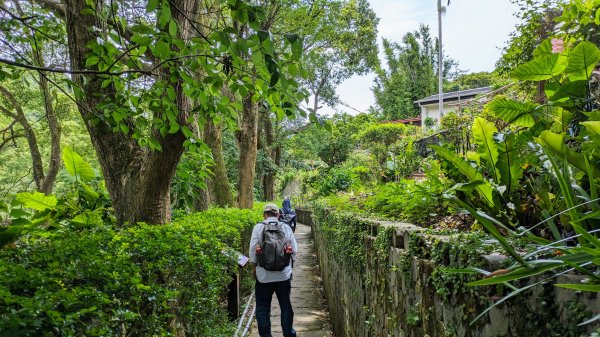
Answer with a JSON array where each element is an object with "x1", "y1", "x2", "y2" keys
[
  {"x1": 495, "y1": 133, "x2": 524, "y2": 193},
  {"x1": 472, "y1": 117, "x2": 500, "y2": 182},
  {"x1": 62, "y1": 146, "x2": 96, "y2": 182},
  {"x1": 430, "y1": 145, "x2": 494, "y2": 206},
  {"x1": 549, "y1": 106, "x2": 574, "y2": 133},
  {"x1": 565, "y1": 41, "x2": 600, "y2": 81},
  {"x1": 468, "y1": 252, "x2": 593, "y2": 286},
  {"x1": 486, "y1": 98, "x2": 537, "y2": 127},
  {"x1": 533, "y1": 38, "x2": 553, "y2": 57},
  {"x1": 581, "y1": 121, "x2": 600, "y2": 137},
  {"x1": 71, "y1": 210, "x2": 103, "y2": 228},
  {"x1": 511, "y1": 54, "x2": 568, "y2": 81},
  {"x1": 545, "y1": 80, "x2": 587, "y2": 102},
  {"x1": 15, "y1": 192, "x2": 57, "y2": 211},
  {"x1": 536, "y1": 131, "x2": 600, "y2": 177}
]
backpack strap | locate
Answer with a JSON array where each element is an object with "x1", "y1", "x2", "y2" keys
[{"x1": 260, "y1": 220, "x2": 280, "y2": 244}]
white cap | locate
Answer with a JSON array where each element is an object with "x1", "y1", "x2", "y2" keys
[{"x1": 263, "y1": 204, "x2": 279, "y2": 213}]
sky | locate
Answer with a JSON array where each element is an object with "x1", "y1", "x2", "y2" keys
[{"x1": 318, "y1": 0, "x2": 521, "y2": 115}]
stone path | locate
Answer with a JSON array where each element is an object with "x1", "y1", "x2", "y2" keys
[{"x1": 250, "y1": 223, "x2": 332, "y2": 337}]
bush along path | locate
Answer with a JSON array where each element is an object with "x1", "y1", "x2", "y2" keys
[{"x1": 250, "y1": 223, "x2": 332, "y2": 337}]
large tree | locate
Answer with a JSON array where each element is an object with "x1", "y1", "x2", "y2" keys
[
  {"x1": 0, "y1": 0, "x2": 303, "y2": 224},
  {"x1": 278, "y1": 0, "x2": 379, "y2": 113},
  {"x1": 372, "y1": 24, "x2": 457, "y2": 121}
]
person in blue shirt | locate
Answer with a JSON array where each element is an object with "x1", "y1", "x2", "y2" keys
[
  {"x1": 249, "y1": 204, "x2": 297, "y2": 337},
  {"x1": 279, "y1": 197, "x2": 297, "y2": 232}
]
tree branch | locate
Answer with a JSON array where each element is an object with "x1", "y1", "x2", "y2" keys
[
  {"x1": 0, "y1": 57, "x2": 157, "y2": 76},
  {"x1": 32, "y1": 0, "x2": 65, "y2": 19}
]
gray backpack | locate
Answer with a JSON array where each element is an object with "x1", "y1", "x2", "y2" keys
[{"x1": 257, "y1": 221, "x2": 291, "y2": 271}]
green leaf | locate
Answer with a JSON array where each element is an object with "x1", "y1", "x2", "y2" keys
[
  {"x1": 511, "y1": 54, "x2": 567, "y2": 81},
  {"x1": 554, "y1": 283, "x2": 600, "y2": 293},
  {"x1": 149, "y1": 138, "x2": 163, "y2": 151},
  {"x1": 0, "y1": 200, "x2": 7, "y2": 212},
  {"x1": 581, "y1": 121, "x2": 600, "y2": 137},
  {"x1": 546, "y1": 80, "x2": 587, "y2": 101},
  {"x1": 168, "y1": 123, "x2": 180, "y2": 134},
  {"x1": 181, "y1": 125, "x2": 193, "y2": 138},
  {"x1": 536, "y1": 131, "x2": 600, "y2": 177},
  {"x1": 159, "y1": 4, "x2": 171, "y2": 28},
  {"x1": 533, "y1": 38, "x2": 553, "y2": 57},
  {"x1": 472, "y1": 117, "x2": 500, "y2": 182},
  {"x1": 71, "y1": 210, "x2": 103, "y2": 228},
  {"x1": 62, "y1": 146, "x2": 96, "y2": 182},
  {"x1": 565, "y1": 41, "x2": 600, "y2": 81},
  {"x1": 15, "y1": 192, "x2": 57, "y2": 211},
  {"x1": 257, "y1": 30, "x2": 269, "y2": 42},
  {"x1": 168, "y1": 19, "x2": 177, "y2": 37},
  {"x1": 81, "y1": 183, "x2": 99, "y2": 201},
  {"x1": 269, "y1": 71, "x2": 279, "y2": 87},
  {"x1": 154, "y1": 41, "x2": 170, "y2": 58},
  {"x1": 495, "y1": 133, "x2": 524, "y2": 192},
  {"x1": 291, "y1": 40, "x2": 302, "y2": 60},
  {"x1": 430, "y1": 145, "x2": 494, "y2": 206},
  {"x1": 486, "y1": 98, "x2": 537, "y2": 127},
  {"x1": 262, "y1": 38, "x2": 274, "y2": 54},
  {"x1": 10, "y1": 208, "x2": 29, "y2": 218},
  {"x1": 146, "y1": 0, "x2": 159, "y2": 12},
  {"x1": 85, "y1": 55, "x2": 99, "y2": 67}
]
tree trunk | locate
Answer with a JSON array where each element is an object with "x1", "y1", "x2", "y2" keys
[
  {"x1": 0, "y1": 86, "x2": 46, "y2": 192},
  {"x1": 237, "y1": 93, "x2": 258, "y2": 209},
  {"x1": 204, "y1": 118, "x2": 234, "y2": 207},
  {"x1": 536, "y1": 80, "x2": 547, "y2": 104},
  {"x1": 63, "y1": 0, "x2": 195, "y2": 224},
  {"x1": 35, "y1": 54, "x2": 61, "y2": 195},
  {"x1": 194, "y1": 178, "x2": 210, "y2": 211},
  {"x1": 262, "y1": 112, "x2": 276, "y2": 201}
]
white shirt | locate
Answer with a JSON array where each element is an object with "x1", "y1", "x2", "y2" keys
[{"x1": 249, "y1": 217, "x2": 297, "y2": 283}]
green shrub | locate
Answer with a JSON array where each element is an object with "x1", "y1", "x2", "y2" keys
[
  {"x1": 0, "y1": 208, "x2": 261, "y2": 336},
  {"x1": 364, "y1": 175, "x2": 452, "y2": 225},
  {"x1": 317, "y1": 168, "x2": 353, "y2": 196}
]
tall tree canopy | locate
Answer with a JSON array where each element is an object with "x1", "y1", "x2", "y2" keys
[
  {"x1": 277, "y1": 0, "x2": 379, "y2": 113},
  {"x1": 0, "y1": 0, "x2": 305, "y2": 224},
  {"x1": 372, "y1": 25, "x2": 456, "y2": 121},
  {"x1": 495, "y1": 0, "x2": 562, "y2": 75}
]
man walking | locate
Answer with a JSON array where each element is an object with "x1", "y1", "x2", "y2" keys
[{"x1": 249, "y1": 204, "x2": 297, "y2": 337}]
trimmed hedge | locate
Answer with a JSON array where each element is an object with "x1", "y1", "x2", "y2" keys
[{"x1": 0, "y1": 208, "x2": 262, "y2": 336}]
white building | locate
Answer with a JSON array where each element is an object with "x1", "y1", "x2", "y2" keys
[{"x1": 414, "y1": 87, "x2": 492, "y2": 127}]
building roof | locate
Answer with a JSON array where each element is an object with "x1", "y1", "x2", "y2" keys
[
  {"x1": 388, "y1": 117, "x2": 421, "y2": 124},
  {"x1": 414, "y1": 86, "x2": 493, "y2": 105}
]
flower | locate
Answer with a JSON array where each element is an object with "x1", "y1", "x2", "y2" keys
[{"x1": 551, "y1": 38, "x2": 564, "y2": 54}]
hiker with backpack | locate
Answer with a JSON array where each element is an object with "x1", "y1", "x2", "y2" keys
[
  {"x1": 279, "y1": 197, "x2": 297, "y2": 232},
  {"x1": 249, "y1": 204, "x2": 298, "y2": 337}
]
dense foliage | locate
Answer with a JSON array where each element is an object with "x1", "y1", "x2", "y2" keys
[
  {"x1": 0, "y1": 208, "x2": 261, "y2": 336},
  {"x1": 1, "y1": 0, "x2": 600, "y2": 333}
]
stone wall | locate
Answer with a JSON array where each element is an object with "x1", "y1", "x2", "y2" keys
[{"x1": 300, "y1": 207, "x2": 600, "y2": 337}]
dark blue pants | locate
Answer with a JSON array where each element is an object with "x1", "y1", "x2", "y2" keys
[{"x1": 255, "y1": 278, "x2": 296, "y2": 337}]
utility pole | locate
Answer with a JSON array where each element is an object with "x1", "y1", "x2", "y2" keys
[{"x1": 437, "y1": 0, "x2": 444, "y2": 122}]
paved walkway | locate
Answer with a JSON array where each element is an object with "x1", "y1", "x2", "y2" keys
[{"x1": 250, "y1": 223, "x2": 332, "y2": 337}]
